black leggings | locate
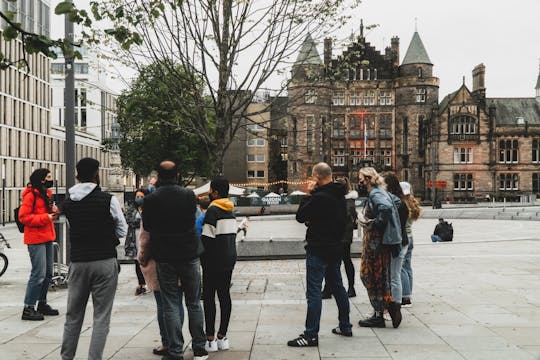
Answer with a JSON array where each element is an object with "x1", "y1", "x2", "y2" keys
[
  {"x1": 135, "y1": 260, "x2": 146, "y2": 286},
  {"x1": 202, "y1": 268, "x2": 233, "y2": 337}
]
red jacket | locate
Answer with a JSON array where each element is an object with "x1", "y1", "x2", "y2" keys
[{"x1": 18, "y1": 187, "x2": 56, "y2": 245}]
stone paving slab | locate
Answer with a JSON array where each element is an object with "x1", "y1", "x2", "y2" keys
[{"x1": 1, "y1": 219, "x2": 540, "y2": 359}]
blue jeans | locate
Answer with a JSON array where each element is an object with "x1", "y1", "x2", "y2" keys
[
  {"x1": 401, "y1": 234, "x2": 413, "y2": 297},
  {"x1": 390, "y1": 243, "x2": 408, "y2": 304},
  {"x1": 431, "y1": 234, "x2": 442, "y2": 242},
  {"x1": 24, "y1": 241, "x2": 54, "y2": 307},
  {"x1": 305, "y1": 253, "x2": 351, "y2": 338},
  {"x1": 154, "y1": 290, "x2": 184, "y2": 348},
  {"x1": 157, "y1": 259, "x2": 205, "y2": 359}
]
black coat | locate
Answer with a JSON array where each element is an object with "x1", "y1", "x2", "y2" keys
[
  {"x1": 142, "y1": 183, "x2": 203, "y2": 263},
  {"x1": 296, "y1": 182, "x2": 347, "y2": 259}
]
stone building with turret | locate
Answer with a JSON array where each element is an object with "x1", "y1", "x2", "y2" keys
[
  {"x1": 287, "y1": 22, "x2": 438, "y2": 196},
  {"x1": 287, "y1": 22, "x2": 540, "y2": 200}
]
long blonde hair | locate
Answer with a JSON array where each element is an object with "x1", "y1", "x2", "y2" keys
[
  {"x1": 403, "y1": 190, "x2": 421, "y2": 221},
  {"x1": 358, "y1": 167, "x2": 384, "y2": 187}
]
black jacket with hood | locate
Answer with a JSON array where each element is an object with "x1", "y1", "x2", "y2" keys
[{"x1": 296, "y1": 182, "x2": 347, "y2": 259}]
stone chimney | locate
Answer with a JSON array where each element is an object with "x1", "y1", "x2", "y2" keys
[
  {"x1": 391, "y1": 36, "x2": 399, "y2": 67},
  {"x1": 472, "y1": 63, "x2": 486, "y2": 107},
  {"x1": 324, "y1": 38, "x2": 332, "y2": 66}
]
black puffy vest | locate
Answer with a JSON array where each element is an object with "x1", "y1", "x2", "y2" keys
[{"x1": 62, "y1": 187, "x2": 118, "y2": 262}]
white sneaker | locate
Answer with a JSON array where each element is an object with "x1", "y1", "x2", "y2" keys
[
  {"x1": 217, "y1": 337, "x2": 230, "y2": 350},
  {"x1": 204, "y1": 339, "x2": 218, "y2": 352},
  {"x1": 194, "y1": 355, "x2": 209, "y2": 360}
]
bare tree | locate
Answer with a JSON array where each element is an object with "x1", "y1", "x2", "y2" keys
[{"x1": 88, "y1": 0, "x2": 359, "y2": 173}]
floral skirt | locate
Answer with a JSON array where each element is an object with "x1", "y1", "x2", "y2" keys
[{"x1": 360, "y1": 230, "x2": 392, "y2": 312}]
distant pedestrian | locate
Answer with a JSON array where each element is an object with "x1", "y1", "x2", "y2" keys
[
  {"x1": 60, "y1": 158, "x2": 128, "y2": 360},
  {"x1": 399, "y1": 182, "x2": 421, "y2": 307},
  {"x1": 383, "y1": 172, "x2": 408, "y2": 328},
  {"x1": 125, "y1": 188, "x2": 148, "y2": 296},
  {"x1": 357, "y1": 167, "x2": 401, "y2": 328},
  {"x1": 19, "y1": 168, "x2": 60, "y2": 321},
  {"x1": 141, "y1": 161, "x2": 208, "y2": 360},
  {"x1": 236, "y1": 216, "x2": 249, "y2": 241},
  {"x1": 322, "y1": 177, "x2": 358, "y2": 299},
  {"x1": 200, "y1": 177, "x2": 237, "y2": 352},
  {"x1": 431, "y1": 218, "x2": 453, "y2": 242},
  {"x1": 288, "y1": 162, "x2": 352, "y2": 347}
]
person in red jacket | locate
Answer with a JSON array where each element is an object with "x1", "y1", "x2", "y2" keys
[{"x1": 18, "y1": 168, "x2": 59, "y2": 321}]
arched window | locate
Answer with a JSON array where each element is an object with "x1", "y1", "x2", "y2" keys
[{"x1": 418, "y1": 67, "x2": 423, "y2": 78}]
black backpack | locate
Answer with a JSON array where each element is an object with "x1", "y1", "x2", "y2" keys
[{"x1": 14, "y1": 193, "x2": 37, "y2": 233}]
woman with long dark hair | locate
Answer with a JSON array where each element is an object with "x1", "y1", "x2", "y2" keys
[
  {"x1": 125, "y1": 188, "x2": 148, "y2": 295},
  {"x1": 18, "y1": 168, "x2": 59, "y2": 321},
  {"x1": 383, "y1": 172, "x2": 409, "y2": 328}
]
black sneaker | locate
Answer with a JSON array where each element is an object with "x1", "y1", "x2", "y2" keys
[
  {"x1": 22, "y1": 306, "x2": 44, "y2": 321},
  {"x1": 347, "y1": 287, "x2": 356, "y2": 298},
  {"x1": 37, "y1": 303, "x2": 59, "y2": 316},
  {"x1": 358, "y1": 313, "x2": 385, "y2": 328},
  {"x1": 331, "y1": 327, "x2": 353, "y2": 337},
  {"x1": 287, "y1": 334, "x2": 318, "y2": 347},
  {"x1": 193, "y1": 348, "x2": 209, "y2": 360}
]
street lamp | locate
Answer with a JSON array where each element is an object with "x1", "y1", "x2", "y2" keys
[{"x1": 111, "y1": 122, "x2": 121, "y2": 151}]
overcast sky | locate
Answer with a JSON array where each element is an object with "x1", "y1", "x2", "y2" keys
[
  {"x1": 51, "y1": 0, "x2": 540, "y2": 98},
  {"x1": 347, "y1": 0, "x2": 540, "y2": 98}
]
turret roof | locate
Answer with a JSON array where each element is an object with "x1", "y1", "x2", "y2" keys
[
  {"x1": 294, "y1": 33, "x2": 322, "y2": 66},
  {"x1": 402, "y1": 31, "x2": 431, "y2": 65}
]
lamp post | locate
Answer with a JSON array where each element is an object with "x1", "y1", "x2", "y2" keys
[
  {"x1": 64, "y1": 0, "x2": 76, "y2": 191},
  {"x1": 108, "y1": 122, "x2": 125, "y2": 205},
  {"x1": 431, "y1": 105, "x2": 439, "y2": 209}
]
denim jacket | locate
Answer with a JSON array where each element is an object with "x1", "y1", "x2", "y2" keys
[{"x1": 367, "y1": 186, "x2": 402, "y2": 245}]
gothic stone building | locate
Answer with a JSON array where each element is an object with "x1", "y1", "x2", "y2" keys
[{"x1": 287, "y1": 25, "x2": 540, "y2": 200}]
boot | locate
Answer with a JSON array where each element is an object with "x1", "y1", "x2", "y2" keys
[
  {"x1": 358, "y1": 312, "x2": 385, "y2": 328},
  {"x1": 37, "y1": 302, "x2": 59, "y2": 316},
  {"x1": 388, "y1": 301, "x2": 402, "y2": 328},
  {"x1": 22, "y1": 306, "x2": 44, "y2": 321},
  {"x1": 321, "y1": 287, "x2": 332, "y2": 299},
  {"x1": 347, "y1": 287, "x2": 356, "y2": 298}
]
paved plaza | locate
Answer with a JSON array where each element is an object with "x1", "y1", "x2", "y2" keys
[{"x1": 1, "y1": 217, "x2": 540, "y2": 359}]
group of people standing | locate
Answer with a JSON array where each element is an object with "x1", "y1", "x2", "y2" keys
[
  {"x1": 288, "y1": 163, "x2": 421, "y2": 347},
  {"x1": 18, "y1": 159, "x2": 237, "y2": 360},
  {"x1": 18, "y1": 158, "x2": 422, "y2": 357}
]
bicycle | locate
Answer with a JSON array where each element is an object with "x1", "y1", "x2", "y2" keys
[{"x1": 0, "y1": 232, "x2": 11, "y2": 278}]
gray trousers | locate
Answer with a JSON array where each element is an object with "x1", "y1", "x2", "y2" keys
[{"x1": 61, "y1": 258, "x2": 119, "y2": 360}]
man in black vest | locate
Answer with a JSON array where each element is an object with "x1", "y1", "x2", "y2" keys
[
  {"x1": 141, "y1": 161, "x2": 207, "y2": 360},
  {"x1": 60, "y1": 158, "x2": 128, "y2": 360}
]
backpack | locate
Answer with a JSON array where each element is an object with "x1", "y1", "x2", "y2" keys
[{"x1": 13, "y1": 192, "x2": 37, "y2": 233}]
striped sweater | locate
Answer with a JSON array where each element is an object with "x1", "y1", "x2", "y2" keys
[{"x1": 201, "y1": 198, "x2": 237, "y2": 271}]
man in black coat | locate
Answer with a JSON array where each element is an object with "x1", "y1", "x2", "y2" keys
[
  {"x1": 141, "y1": 161, "x2": 208, "y2": 360},
  {"x1": 287, "y1": 162, "x2": 353, "y2": 347}
]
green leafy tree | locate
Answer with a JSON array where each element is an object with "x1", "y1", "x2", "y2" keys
[{"x1": 116, "y1": 61, "x2": 215, "y2": 183}]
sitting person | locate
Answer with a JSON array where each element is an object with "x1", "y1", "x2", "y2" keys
[{"x1": 431, "y1": 218, "x2": 453, "y2": 242}]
